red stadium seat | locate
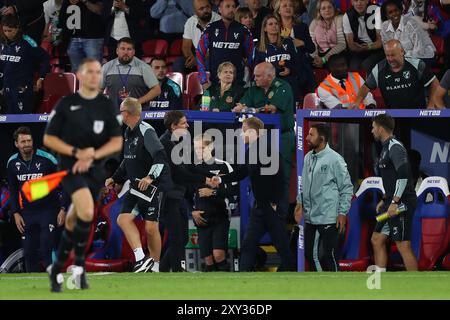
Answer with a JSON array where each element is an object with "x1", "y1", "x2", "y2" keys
[
  {"x1": 142, "y1": 39, "x2": 169, "y2": 58},
  {"x1": 167, "y1": 72, "x2": 184, "y2": 93},
  {"x1": 37, "y1": 73, "x2": 77, "y2": 113},
  {"x1": 168, "y1": 38, "x2": 183, "y2": 56},
  {"x1": 303, "y1": 93, "x2": 319, "y2": 109},
  {"x1": 185, "y1": 71, "x2": 209, "y2": 109},
  {"x1": 313, "y1": 68, "x2": 328, "y2": 84},
  {"x1": 431, "y1": 35, "x2": 445, "y2": 74}
]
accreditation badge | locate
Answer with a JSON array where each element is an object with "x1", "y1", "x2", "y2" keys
[{"x1": 268, "y1": 91, "x2": 274, "y2": 99}]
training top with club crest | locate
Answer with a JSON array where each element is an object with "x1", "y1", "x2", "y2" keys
[{"x1": 45, "y1": 92, "x2": 122, "y2": 171}]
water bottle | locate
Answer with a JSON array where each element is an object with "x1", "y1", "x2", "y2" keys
[{"x1": 200, "y1": 90, "x2": 211, "y2": 111}]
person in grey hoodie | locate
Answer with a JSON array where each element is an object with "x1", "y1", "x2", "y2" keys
[{"x1": 294, "y1": 123, "x2": 353, "y2": 271}]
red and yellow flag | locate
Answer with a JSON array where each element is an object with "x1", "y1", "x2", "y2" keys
[{"x1": 22, "y1": 170, "x2": 68, "y2": 202}]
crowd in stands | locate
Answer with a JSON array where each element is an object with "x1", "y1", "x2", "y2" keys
[
  {"x1": 0, "y1": 0, "x2": 449, "y2": 115},
  {"x1": 0, "y1": 0, "x2": 450, "y2": 273}
]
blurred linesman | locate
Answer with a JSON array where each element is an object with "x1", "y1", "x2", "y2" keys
[
  {"x1": 44, "y1": 58, "x2": 123, "y2": 292},
  {"x1": 7, "y1": 126, "x2": 67, "y2": 272}
]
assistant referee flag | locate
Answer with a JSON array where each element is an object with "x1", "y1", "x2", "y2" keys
[{"x1": 21, "y1": 170, "x2": 68, "y2": 202}]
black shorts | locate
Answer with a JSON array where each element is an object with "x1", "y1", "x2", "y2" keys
[
  {"x1": 374, "y1": 201, "x2": 416, "y2": 242},
  {"x1": 197, "y1": 218, "x2": 230, "y2": 258},
  {"x1": 120, "y1": 191, "x2": 164, "y2": 222},
  {"x1": 62, "y1": 172, "x2": 103, "y2": 201}
]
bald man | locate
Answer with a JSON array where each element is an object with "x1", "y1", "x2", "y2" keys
[
  {"x1": 235, "y1": 62, "x2": 295, "y2": 219},
  {"x1": 354, "y1": 39, "x2": 439, "y2": 109}
]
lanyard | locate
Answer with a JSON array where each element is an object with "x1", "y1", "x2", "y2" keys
[{"x1": 117, "y1": 64, "x2": 132, "y2": 89}]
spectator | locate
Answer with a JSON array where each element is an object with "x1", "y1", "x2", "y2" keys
[
  {"x1": 196, "y1": 0, "x2": 254, "y2": 90},
  {"x1": 309, "y1": 0, "x2": 346, "y2": 68},
  {"x1": 101, "y1": 37, "x2": 161, "y2": 111},
  {"x1": 317, "y1": 52, "x2": 376, "y2": 109},
  {"x1": 234, "y1": 62, "x2": 295, "y2": 218},
  {"x1": 301, "y1": 0, "x2": 318, "y2": 26},
  {"x1": 433, "y1": 68, "x2": 450, "y2": 108},
  {"x1": 245, "y1": 0, "x2": 272, "y2": 39},
  {"x1": 202, "y1": 61, "x2": 244, "y2": 111},
  {"x1": 294, "y1": 123, "x2": 353, "y2": 272},
  {"x1": 403, "y1": 0, "x2": 438, "y2": 31},
  {"x1": 0, "y1": 0, "x2": 46, "y2": 44},
  {"x1": 381, "y1": 0, "x2": 436, "y2": 66},
  {"x1": 273, "y1": 0, "x2": 316, "y2": 92},
  {"x1": 235, "y1": 6, "x2": 254, "y2": 30},
  {"x1": 354, "y1": 39, "x2": 439, "y2": 109},
  {"x1": 191, "y1": 133, "x2": 239, "y2": 271},
  {"x1": 0, "y1": 14, "x2": 50, "y2": 114},
  {"x1": 254, "y1": 15, "x2": 302, "y2": 102},
  {"x1": 104, "y1": 0, "x2": 147, "y2": 61},
  {"x1": 149, "y1": 56, "x2": 182, "y2": 110},
  {"x1": 7, "y1": 126, "x2": 66, "y2": 272},
  {"x1": 210, "y1": 117, "x2": 294, "y2": 271},
  {"x1": 150, "y1": 0, "x2": 194, "y2": 41},
  {"x1": 58, "y1": 0, "x2": 105, "y2": 72},
  {"x1": 343, "y1": 0, "x2": 384, "y2": 71},
  {"x1": 42, "y1": 0, "x2": 63, "y2": 48},
  {"x1": 107, "y1": 97, "x2": 172, "y2": 273},
  {"x1": 159, "y1": 111, "x2": 213, "y2": 272},
  {"x1": 176, "y1": 0, "x2": 221, "y2": 74}
]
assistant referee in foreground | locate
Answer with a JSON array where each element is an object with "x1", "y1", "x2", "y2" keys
[{"x1": 44, "y1": 58, "x2": 123, "y2": 292}]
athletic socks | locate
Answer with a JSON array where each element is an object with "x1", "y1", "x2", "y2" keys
[
  {"x1": 73, "y1": 218, "x2": 92, "y2": 268},
  {"x1": 151, "y1": 261, "x2": 160, "y2": 272},
  {"x1": 133, "y1": 248, "x2": 145, "y2": 262},
  {"x1": 52, "y1": 229, "x2": 74, "y2": 274}
]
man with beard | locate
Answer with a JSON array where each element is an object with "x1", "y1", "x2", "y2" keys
[
  {"x1": 294, "y1": 123, "x2": 353, "y2": 272},
  {"x1": 7, "y1": 126, "x2": 66, "y2": 272},
  {"x1": 101, "y1": 37, "x2": 161, "y2": 110},
  {"x1": 196, "y1": 0, "x2": 254, "y2": 89},
  {"x1": 175, "y1": 0, "x2": 221, "y2": 73}
]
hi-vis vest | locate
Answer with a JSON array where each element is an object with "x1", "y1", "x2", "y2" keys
[{"x1": 316, "y1": 72, "x2": 365, "y2": 109}]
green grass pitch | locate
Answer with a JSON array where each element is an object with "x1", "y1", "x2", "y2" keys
[{"x1": 0, "y1": 272, "x2": 449, "y2": 300}]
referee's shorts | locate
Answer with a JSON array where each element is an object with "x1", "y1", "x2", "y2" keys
[
  {"x1": 62, "y1": 170, "x2": 104, "y2": 201},
  {"x1": 120, "y1": 191, "x2": 164, "y2": 222}
]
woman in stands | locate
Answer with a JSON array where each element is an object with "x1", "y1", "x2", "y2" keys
[
  {"x1": 273, "y1": 0, "x2": 316, "y2": 93},
  {"x1": 254, "y1": 15, "x2": 303, "y2": 102},
  {"x1": 309, "y1": 0, "x2": 346, "y2": 68},
  {"x1": 381, "y1": 0, "x2": 436, "y2": 66},
  {"x1": 201, "y1": 62, "x2": 244, "y2": 112}
]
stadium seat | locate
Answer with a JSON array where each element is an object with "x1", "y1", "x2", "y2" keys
[
  {"x1": 185, "y1": 71, "x2": 210, "y2": 109},
  {"x1": 85, "y1": 196, "x2": 149, "y2": 272},
  {"x1": 142, "y1": 39, "x2": 169, "y2": 58},
  {"x1": 410, "y1": 177, "x2": 450, "y2": 271},
  {"x1": 442, "y1": 253, "x2": 450, "y2": 270},
  {"x1": 167, "y1": 72, "x2": 184, "y2": 93},
  {"x1": 37, "y1": 73, "x2": 77, "y2": 113},
  {"x1": 431, "y1": 35, "x2": 444, "y2": 70},
  {"x1": 168, "y1": 38, "x2": 183, "y2": 56},
  {"x1": 302, "y1": 93, "x2": 319, "y2": 109},
  {"x1": 338, "y1": 177, "x2": 385, "y2": 271},
  {"x1": 313, "y1": 68, "x2": 328, "y2": 84}
]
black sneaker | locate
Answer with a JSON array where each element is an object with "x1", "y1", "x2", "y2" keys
[
  {"x1": 133, "y1": 256, "x2": 154, "y2": 273},
  {"x1": 47, "y1": 265, "x2": 63, "y2": 293},
  {"x1": 67, "y1": 265, "x2": 89, "y2": 290}
]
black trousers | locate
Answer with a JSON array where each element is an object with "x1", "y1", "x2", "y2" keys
[
  {"x1": 22, "y1": 208, "x2": 57, "y2": 272},
  {"x1": 304, "y1": 222, "x2": 340, "y2": 272},
  {"x1": 160, "y1": 198, "x2": 188, "y2": 272},
  {"x1": 240, "y1": 202, "x2": 293, "y2": 271}
]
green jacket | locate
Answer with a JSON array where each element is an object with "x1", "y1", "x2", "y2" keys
[
  {"x1": 239, "y1": 78, "x2": 295, "y2": 133},
  {"x1": 207, "y1": 84, "x2": 244, "y2": 112},
  {"x1": 298, "y1": 144, "x2": 353, "y2": 225}
]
